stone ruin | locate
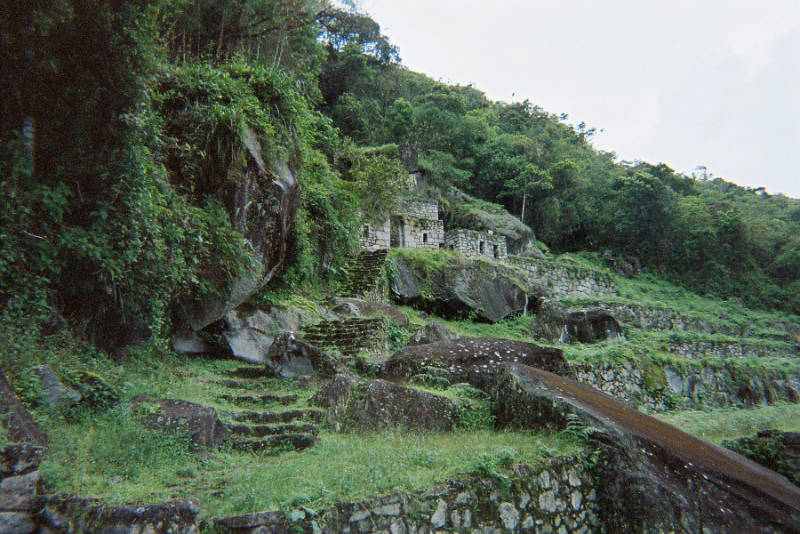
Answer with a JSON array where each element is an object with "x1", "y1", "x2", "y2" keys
[
  {"x1": 359, "y1": 199, "x2": 444, "y2": 251},
  {"x1": 359, "y1": 198, "x2": 509, "y2": 260},
  {"x1": 445, "y1": 228, "x2": 508, "y2": 260}
]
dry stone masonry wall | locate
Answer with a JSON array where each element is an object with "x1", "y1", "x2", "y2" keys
[
  {"x1": 587, "y1": 302, "x2": 746, "y2": 336},
  {"x1": 0, "y1": 445, "x2": 200, "y2": 533},
  {"x1": 574, "y1": 361, "x2": 800, "y2": 412},
  {"x1": 666, "y1": 340, "x2": 797, "y2": 360},
  {"x1": 213, "y1": 455, "x2": 599, "y2": 533},
  {"x1": 509, "y1": 257, "x2": 616, "y2": 299},
  {"x1": 359, "y1": 218, "x2": 390, "y2": 251},
  {"x1": 445, "y1": 228, "x2": 508, "y2": 260}
]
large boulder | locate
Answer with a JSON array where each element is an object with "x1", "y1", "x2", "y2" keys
[
  {"x1": 185, "y1": 129, "x2": 298, "y2": 331},
  {"x1": 530, "y1": 299, "x2": 624, "y2": 343},
  {"x1": 132, "y1": 397, "x2": 229, "y2": 447},
  {"x1": 265, "y1": 333, "x2": 348, "y2": 378},
  {"x1": 32, "y1": 366, "x2": 81, "y2": 409},
  {"x1": 311, "y1": 374, "x2": 460, "y2": 432},
  {"x1": 390, "y1": 252, "x2": 540, "y2": 322},
  {"x1": 493, "y1": 363, "x2": 800, "y2": 533},
  {"x1": 381, "y1": 337, "x2": 571, "y2": 391},
  {"x1": 0, "y1": 372, "x2": 47, "y2": 447},
  {"x1": 409, "y1": 322, "x2": 459, "y2": 345}
]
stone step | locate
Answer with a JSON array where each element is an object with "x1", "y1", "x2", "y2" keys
[
  {"x1": 220, "y1": 393, "x2": 299, "y2": 406},
  {"x1": 231, "y1": 434, "x2": 317, "y2": 453},
  {"x1": 221, "y1": 409, "x2": 325, "y2": 425},
  {"x1": 227, "y1": 423, "x2": 319, "y2": 437},
  {"x1": 224, "y1": 366, "x2": 273, "y2": 379},
  {"x1": 216, "y1": 379, "x2": 263, "y2": 389}
]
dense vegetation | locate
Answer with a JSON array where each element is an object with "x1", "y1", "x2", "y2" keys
[{"x1": 2, "y1": 0, "x2": 800, "y2": 346}]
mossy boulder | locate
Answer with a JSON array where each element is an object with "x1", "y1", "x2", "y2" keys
[
  {"x1": 389, "y1": 251, "x2": 540, "y2": 322},
  {"x1": 311, "y1": 374, "x2": 460, "y2": 432}
]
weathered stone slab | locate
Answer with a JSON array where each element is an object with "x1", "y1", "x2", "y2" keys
[{"x1": 493, "y1": 363, "x2": 800, "y2": 533}]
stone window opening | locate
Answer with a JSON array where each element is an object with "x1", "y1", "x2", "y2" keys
[
  {"x1": 363, "y1": 226, "x2": 370, "y2": 239},
  {"x1": 493, "y1": 244, "x2": 499, "y2": 258},
  {"x1": 480, "y1": 241, "x2": 485, "y2": 254},
  {"x1": 423, "y1": 233, "x2": 428, "y2": 244}
]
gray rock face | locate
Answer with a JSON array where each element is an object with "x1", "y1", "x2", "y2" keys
[
  {"x1": 530, "y1": 300, "x2": 624, "y2": 344},
  {"x1": 409, "y1": 322, "x2": 459, "y2": 345},
  {"x1": 390, "y1": 254, "x2": 538, "y2": 323},
  {"x1": 493, "y1": 363, "x2": 800, "y2": 533},
  {"x1": 32, "y1": 366, "x2": 81, "y2": 409},
  {"x1": 311, "y1": 374, "x2": 460, "y2": 432},
  {"x1": 186, "y1": 131, "x2": 298, "y2": 331},
  {"x1": 170, "y1": 331, "x2": 212, "y2": 355},
  {"x1": 223, "y1": 309, "x2": 279, "y2": 364},
  {"x1": 265, "y1": 333, "x2": 348, "y2": 378},
  {"x1": 382, "y1": 337, "x2": 572, "y2": 391},
  {"x1": 132, "y1": 397, "x2": 229, "y2": 447},
  {"x1": 0, "y1": 372, "x2": 47, "y2": 447}
]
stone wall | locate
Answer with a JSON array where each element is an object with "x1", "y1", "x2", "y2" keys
[
  {"x1": 445, "y1": 228, "x2": 508, "y2": 260},
  {"x1": 586, "y1": 302, "x2": 746, "y2": 336},
  {"x1": 666, "y1": 340, "x2": 796, "y2": 360},
  {"x1": 359, "y1": 201, "x2": 444, "y2": 251},
  {"x1": 359, "y1": 218, "x2": 390, "y2": 251},
  {"x1": 509, "y1": 257, "x2": 616, "y2": 299},
  {"x1": 399, "y1": 215, "x2": 444, "y2": 250},
  {"x1": 0, "y1": 445, "x2": 42, "y2": 534},
  {"x1": 213, "y1": 455, "x2": 599, "y2": 533},
  {"x1": 0, "y1": 445, "x2": 199, "y2": 534},
  {"x1": 574, "y1": 361, "x2": 800, "y2": 412}
]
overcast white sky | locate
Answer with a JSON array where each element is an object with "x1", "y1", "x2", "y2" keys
[{"x1": 359, "y1": 0, "x2": 800, "y2": 197}]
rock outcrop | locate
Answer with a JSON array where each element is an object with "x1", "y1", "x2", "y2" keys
[
  {"x1": 382, "y1": 337, "x2": 572, "y2": 390},
  {"x1": 390, "y1": 253, "x2": 538, "y2": 322},
  {"x1": 493, "y1": 363, "x2": 800, "y2": 533},
  {"x1": 311, "y1": 374, "x2": 460, "y2": 432},
  {"x1": 265, "y1": 332, "x2": 348, "y2": 378},
  {"x1": 186, "y1": 130, "x2": 298, "y2": 331},
  {"x1": 0, "y1": 372, "x2": 47, "y2": 447},
  {"x1": 530, "y1": 299, "x2": 624, "y2": 343},
  {"x1": 32, "y1": 366, "x2": 81, "y2": 409},
  {"x1": 132, "y1": 397, "x2": 230, "y2": 447}
]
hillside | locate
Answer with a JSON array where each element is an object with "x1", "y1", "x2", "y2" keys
[{"x1": 1, "y1": 2, "x2": 799, "y2": 533}]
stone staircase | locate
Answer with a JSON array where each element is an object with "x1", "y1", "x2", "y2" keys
[
  {"x1": 301, "y1": 317, "x2": 387, "y2": 356},
  {"x1": 342, "y1": 249, "x2": 388, "y2": 297},
  {"x1": 216, "y1": 366, "x2": 323, "y2": 453}
]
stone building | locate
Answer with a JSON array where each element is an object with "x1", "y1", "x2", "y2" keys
[
  {"x1": 359, "y1": 200, "x2": 444, "y2": 251},
  {"x1": 445, "y1": 228, "x2": 507, "y2": 260}
]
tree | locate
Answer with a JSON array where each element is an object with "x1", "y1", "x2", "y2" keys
[{"x1": 501, "y1": 163, "x2": 552, "y2": 223}]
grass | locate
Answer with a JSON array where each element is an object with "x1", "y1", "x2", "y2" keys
[{"x1": 658, "y1": 403, "x2": 800, "y2": 444}]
